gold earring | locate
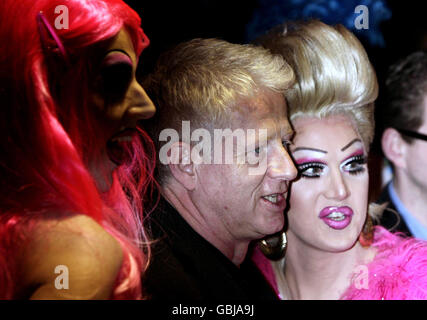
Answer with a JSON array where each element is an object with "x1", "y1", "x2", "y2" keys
[{"x1": 258, "y1": 231, "x2": 287, "y2": 260}]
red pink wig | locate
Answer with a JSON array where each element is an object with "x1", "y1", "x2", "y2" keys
[{"x1": 0, "y1": 0, "x2": 155, "y2": 299}]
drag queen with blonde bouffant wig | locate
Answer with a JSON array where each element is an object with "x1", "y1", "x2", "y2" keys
[
  {"x1": 252, "y1": 20, "x2": 427, "y2": 300},
  {"x1": 0, "y1": 0, "x2": 156, "y2": 299}
]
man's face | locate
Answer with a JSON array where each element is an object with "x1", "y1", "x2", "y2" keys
[
  {"x1": 403, "y1": 96, "x2": 427, "y2": 193},
  {"x1": 191, "y1": 89, "x2": 297, "y2": 242}
]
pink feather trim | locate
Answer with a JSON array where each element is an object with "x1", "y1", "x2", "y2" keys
[
  {"x1": 342, "y1": 226, "x2": 427, "y2": 300},
  {"x1": 252, "y1": 226, "x2": 427, "y2": 300}
]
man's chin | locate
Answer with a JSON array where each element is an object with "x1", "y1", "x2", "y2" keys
[{"x1": 256, "y1": 217, "x2": 285, "y2": 239}]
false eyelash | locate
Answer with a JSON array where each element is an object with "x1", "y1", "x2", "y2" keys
[
  {"x1": 297, "y1": 162, "x2": 325, "y2": 170},
  {"x1": 348, "y1": 167, "x2": 366, "y2": 176},
  {"x1": 297, "y1": 162, "x2": 326, "y2": 178},
  {"x1": 347, "y1": 154, "x2": 367, "y2": 163},
  {"x1": 343, "y1": 155, "x2": 367, "y2": 175}
]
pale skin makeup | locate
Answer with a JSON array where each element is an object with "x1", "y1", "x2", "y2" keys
[
  {"x1": 273, "y1": 115, "x2": 376, "y2": 300},
  {"x1": 163, "y1": 88, "x2": 298, "y2": 265}
]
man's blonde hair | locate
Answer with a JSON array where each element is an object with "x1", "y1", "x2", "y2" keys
[{"x1": 144, "y1": 38, "x2": 295, "y2": 184}]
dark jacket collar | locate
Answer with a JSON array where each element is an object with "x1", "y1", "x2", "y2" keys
[
  {"x1": 377, "y1": 183, "x2": 412, "y2": 236},
  {"x1": 143, "y1": 196, "x2": 278, "y2": 300}
]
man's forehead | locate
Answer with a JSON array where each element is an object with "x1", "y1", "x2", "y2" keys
[{"x1": 230, "y1": 90, "x2": 288, "y2": 127}]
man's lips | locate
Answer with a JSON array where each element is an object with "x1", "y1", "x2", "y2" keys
[{"x1": 261, "y1": 190, "x2": 288, "y2": 210}]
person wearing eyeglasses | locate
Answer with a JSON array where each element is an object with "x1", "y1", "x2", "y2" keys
[{"x1": 379, "y1": 51, "x2": 427, "y2": 240}]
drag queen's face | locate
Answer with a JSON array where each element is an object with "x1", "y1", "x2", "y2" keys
[
  {"x1": 94, "y1": 28, "x2": 155, "y2": 160},
  {"x1": 286, "y1": 115, "x2": 369, "y2": 252},
  {"x1": 89, "y1": 28, "x2": 155, "y2": 190}
]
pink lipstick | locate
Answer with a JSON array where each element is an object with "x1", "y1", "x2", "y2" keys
[{"x1": 318, "y1": 206, "x2": 353, "y2": 230}]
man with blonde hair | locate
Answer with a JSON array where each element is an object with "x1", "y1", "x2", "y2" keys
[{"x1": 143, "y1": 38, "x2": 297, "y2": 299}]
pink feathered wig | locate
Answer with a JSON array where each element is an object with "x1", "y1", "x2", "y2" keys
[{"x1": 0, "y1": 0, "x2": 155, "y2": 299}]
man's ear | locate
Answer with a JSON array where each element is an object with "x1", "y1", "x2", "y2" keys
[
  {"x1": 381, "y1": 128, "x2": 407, "y2": 169},
  {"x1": 168, "y1": 142, "x2": 196, "y2": 190}
]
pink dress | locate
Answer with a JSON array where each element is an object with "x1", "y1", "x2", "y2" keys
[{"x1": 252, "y1": 226, "x2": 427, "y2": 300}]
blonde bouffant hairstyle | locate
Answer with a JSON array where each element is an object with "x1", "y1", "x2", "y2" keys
[
  {"x1": 257, "y1": 20, "x2": 385, "y2": 229},
  {"x1": 258, "y1": 20, "x2": 378, "y2": 150}
]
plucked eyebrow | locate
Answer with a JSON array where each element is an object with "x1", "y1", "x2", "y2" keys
[
  {"x1": 341, "y1": 138, "x2": 362, "y2": 151},
  {"x1": 293, "y1": 138, "x2": 362, "y2": 154},
  {"x1": 292, "y1": 147, "x2": 327, "y2": 154}
]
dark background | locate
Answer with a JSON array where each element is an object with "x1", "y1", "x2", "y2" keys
[
  {"x1": 127, "y1": 0, "x2": 426, "y2": 77},
  {"x1": 126, "y1": 0, "x2": 426, "y2": 199}
]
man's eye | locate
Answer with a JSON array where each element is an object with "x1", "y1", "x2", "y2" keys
[
  {"x1": 297, "y1": 162, "x2": 326, "y2": 178},
  {"x1": 282, "y1": 140, "x2": 292, "y2": 150}
]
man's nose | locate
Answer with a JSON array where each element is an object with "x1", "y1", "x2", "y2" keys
[{"x1": 266, "y1": 145, "x2": 298, "y2": 181}]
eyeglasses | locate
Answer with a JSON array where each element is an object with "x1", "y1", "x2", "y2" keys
[{"x1": 396, "y1": 128, "x2": 427, "y2": 142}]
